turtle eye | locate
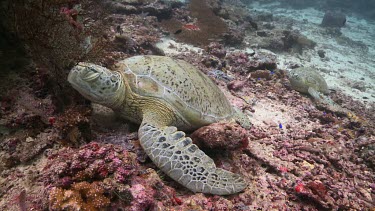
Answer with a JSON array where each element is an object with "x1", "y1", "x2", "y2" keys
[
  {"x1": 89, "y1": 67, "x2": 99, "y2": 73},
  {"x1": 110, "y1": 75, "x2": 117, "y2": 82},
  {"x1": 292, "y1": 73, "x2": 299, "y2": 79}
]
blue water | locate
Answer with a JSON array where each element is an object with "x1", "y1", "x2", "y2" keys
[{"x1": 245, "y1": 0, "x2": 375, "y2": 104}]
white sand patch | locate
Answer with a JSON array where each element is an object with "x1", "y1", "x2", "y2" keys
[
  {"x1": 156, "y1": 37, "x2": 203, "y2": 56},
  {"x1": 251, "y1": 98, "x2": 317, "y2": 132},
  {"x1": 248, "y1": 2, "x2": 375, "y2": 105}
]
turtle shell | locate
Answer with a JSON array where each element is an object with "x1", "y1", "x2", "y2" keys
[
  {"x1": 118, "y1": 55, "x2": 234, "y2": 126},
  {"x1": 288, "y1": 67, "x2": 329, "y2": 94}
]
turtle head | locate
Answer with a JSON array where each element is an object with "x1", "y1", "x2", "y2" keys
[
  {"x1": 68, "y1": 62, "x2": 125, "y2": 108},
  {"x1": 287, "y1": 69, "x2": 299, "y2": 80}
]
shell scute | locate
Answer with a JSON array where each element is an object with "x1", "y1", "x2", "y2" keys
[
  {"x1": 118, "y1": 55, "x2": 233, "y2": 122},
  {"x1": 289, "y1": 67, "x2": 329, "y2": 94}
]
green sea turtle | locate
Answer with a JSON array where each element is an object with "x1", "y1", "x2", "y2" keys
[
  {"x1": 288, "y1": 67, "x2": 329, "y2": 98},
  {"x1": 287, "y1": 67, "x2": 349, "y2": 114},
  {"x1": 68, "y1": 55, "x2": 250, "y2": 195}
]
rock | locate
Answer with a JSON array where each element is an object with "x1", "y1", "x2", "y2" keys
[
  {"x1": 263, "y1": 22, "x2": 275, "y2": 30},
  {"x1": 259, "y1": 30, "x2": 316, "y2": 53},
  {"x1": 296, "y1": 35, "x2": 316, "y2": 48},
  {"x1": 249, "y1": 50, "x2": 278, "y2": 71},
  {"x1": 250, "y1": 70, "x2": 272, "y2": 80},
  {"x1": 317, "y1": 50, "x2": 326, "y2": 58},
  {"x1": 206, "y1": 42, "x2": 227, "y2": 59},
  {"x1": 245, "y1": 48, "x2": 255, "y2": 56},
  {"x1": 256, "y1": 31, "x2": 268, "y2": 37},
  {"x1": 217, "y1": 8, "x2": 230, "y2": 19},
  {"x1": 91, "y1": 103, "x2": 119, "y2": 129},
  {"x1": 115, "y1": 0, "x2": 144, "y2": 4},
  {"x1": 106, "y1": 2, "x2": 138, "y2": 14},
  {"x1": 104, "y1": 0, "x2": 172, "y2": 19},
  {"x1": 207, "y1": 69, "x2": 234, "y2": 82},
  {"x1": 142, "y1": 4, "x2": 172, "y2": 19},
  {"x1": 190, "y1": 122, "x2": 248, "y2": 150},
  {"x1": 282, "y1": 0, "x2": 314, "y2": 9},
  {"x1": 321, "y1": 11, "x2": 346, "y2": 28},
  {"x1": 350, "y1": 81, "x2": 366, "y2": 92},
  {"x1": 227, "y1": 80, "x2": 246, "y2": 91},
  {"x1": 282, "y1": 30, "x2": 316, "y2": 53},
  {"x1": 256, "y1": 13, "x2": 273, "y2": 22},
  {"x1": 223, "y1": 26, "x2": 245, "y2": 46}
]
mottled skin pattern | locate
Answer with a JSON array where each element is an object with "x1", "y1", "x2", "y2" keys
[{"x1": 68, "y1": 55, "x2": 250, "y2": 195}]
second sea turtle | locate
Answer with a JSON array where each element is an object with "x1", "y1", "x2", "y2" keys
[
  {"x1": 287, "y1": 66, "x2": 351, "y2": 115},
  {"x1": 288, "y1": 67, "x2": 329, "y2": 98}
]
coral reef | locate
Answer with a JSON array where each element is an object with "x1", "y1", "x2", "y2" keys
[
  {"x1": 43, "y1": 142, "x2": 138, "y2": 186},
  {"x1": 1, "y1": 132, "x2": 56, "y2": 169},
  {"x1": 244, "y1": 11, "x2": 317, "y2": 54},
  {"x1": 227, "y1": 80, "x2": 247, "y2": 91},
  {"x1": 110, "y1": 13, "x2": 163, "y2": 57},
  {"x1": 225, "y1": 49, "x2": 277, "y2": 73},
  {"x1": 1, "y1": 0, "x2": 375, "y2": 210},
  {"x1": 49, "y1": 181, "x2": 110, "y2": 211},
  {"x1": 206, "y1": 42, "x2": 227, "y2": 59},
  {"x1": 161, "y1": 0, "x2": 228, "y2": 46},
  {"x1": 103, "y1": 0, "x2": 180, "y2": 20},
  {"x1": 255, "y1": 29, "x2": 317, "y2": 54},
  {"x1": 54, "y1": 106, "x2": 92, "y2": 146},
  {"x1": 249, "y1": 69, "x2": 273, "y2": 80},
  {"x1": 0, "y1": 0, "x2": 115, "y2": 114}
]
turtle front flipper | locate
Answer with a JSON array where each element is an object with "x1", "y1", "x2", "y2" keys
[
  {"x1": 307, "y1": 87, "x2": 323, "y2": 102},
  {"x1": 307, "y1": 87, "x2": 350, "y2": 115},
  {"x1": 233, "y1": 107, "x2": 252, "y2": 129},
  {"x1": 138, "y1": 122, "x2": 246, "y2": 195}
]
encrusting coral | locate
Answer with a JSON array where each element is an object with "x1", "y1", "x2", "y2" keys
[
  {"x1": 43, "y1": 142, "x2": 138, "y2": 187},
  {"x1": 161, "y1": 0, "x2": 228, "y2": 46},
  {"x1": 49, "y1": 181, "x2": 110, "y2": 211}
]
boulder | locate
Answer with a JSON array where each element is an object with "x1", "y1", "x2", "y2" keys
[{"x1": 321, "y1": 11, "x2": 346, "y2": 28}]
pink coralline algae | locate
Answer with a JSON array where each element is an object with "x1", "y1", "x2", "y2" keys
[
  {"x1": 43, "y1": 142, "x2": 138, "y2": 187},
  {"x1": 191, "y1": 122, "x2": 249, "y2": 150},
  {"x1": 128, "y1": 184, "x2": 155, "y2": 211},
  {"x1": 226, "y1": 50, "x2": 277, "y2": 73},
  {"x1": 206, "y1": 42, "x2": 227, "y2": 59}
]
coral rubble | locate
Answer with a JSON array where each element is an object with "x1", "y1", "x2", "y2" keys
[
  {"x1": 191, "y1": 122, "x2": 248, "y2": 150},
  {"x1": 43, "y1": 142, "x2": 138, "y2": 186}
]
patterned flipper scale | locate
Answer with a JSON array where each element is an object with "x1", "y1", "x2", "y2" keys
[{"x1": 138, "y1": 122, "x2": 246, "y2": 195}]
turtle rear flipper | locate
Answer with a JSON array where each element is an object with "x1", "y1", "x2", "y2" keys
[{"x1": 138, "y1": 122, "x2": 246, "y2": 195}]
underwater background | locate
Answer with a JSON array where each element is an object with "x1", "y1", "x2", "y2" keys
[{"x1": 0, "y1": 0, "x2": 374, "y2": 210}]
